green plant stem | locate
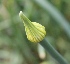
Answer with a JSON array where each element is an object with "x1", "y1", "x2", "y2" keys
[
  {"x1": 40, "y1": 38, "x2": 68, "y2": 64},
  {"x1": 33, "y1": 0, "x2": 70, "y2": 38}
]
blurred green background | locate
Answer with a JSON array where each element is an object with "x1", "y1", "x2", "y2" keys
[{"x1": 0, "y1": 0, "x2": 70, "y2": 64}]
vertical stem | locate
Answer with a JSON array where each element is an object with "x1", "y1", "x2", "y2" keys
[
  {"x1": 40, "y1": 38, "x2": 68, "y2": 64},
  {"x1": 33, "y1": 0, "x2": 70, "y2": 38}
]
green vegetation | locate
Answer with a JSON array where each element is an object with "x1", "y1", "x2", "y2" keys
[{"x1": 0, "y1": 0, "x2": 70, "y2": 64}]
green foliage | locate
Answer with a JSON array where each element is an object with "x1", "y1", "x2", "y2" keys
[{"x1": 0, "y1": 0, "x2": 70, "y2": 64}]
